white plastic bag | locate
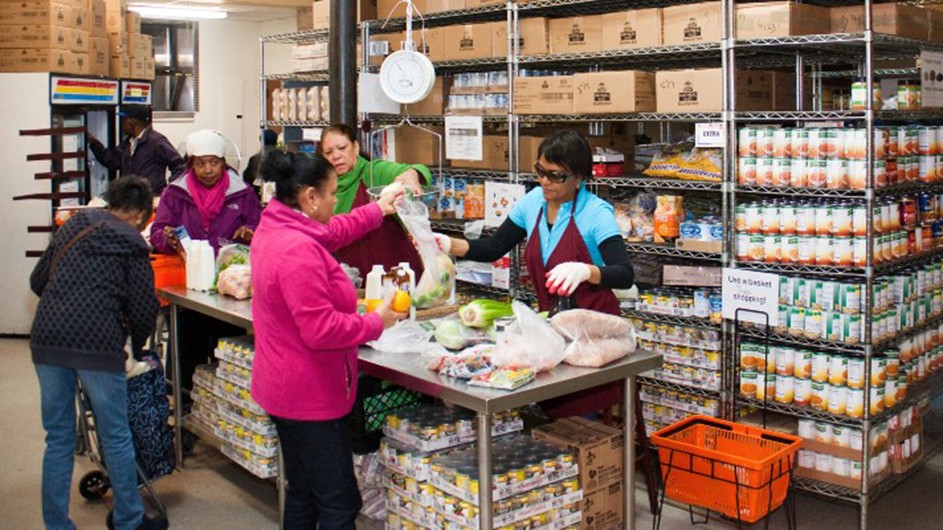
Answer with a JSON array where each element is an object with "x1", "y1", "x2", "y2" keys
[
  {"x1": 396, "y1": 196, "x2": 456, "y2": 308},
  {"x1": 368, "y1": 320, "x2": 435, "y2": 354},
  {"x1": 550, "y1": 309, "x2": 637, "y2": 367},
  {"x1": 489, "y1": 302, "x2": 567, "y2": 372}
]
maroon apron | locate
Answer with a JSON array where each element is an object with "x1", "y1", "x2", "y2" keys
[
  {"x1": 525, "y1": 198, "x2": 623, "y2": 419},
  {"x1": 334, "y1": 182, "x2": 424, "y2": 280}
]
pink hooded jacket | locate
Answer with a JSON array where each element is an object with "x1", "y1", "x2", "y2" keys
[{"x1": 250, "y1": 198, "x2": 384, "y2": 421}]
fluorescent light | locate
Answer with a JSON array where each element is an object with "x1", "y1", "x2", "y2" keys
[{"x1": 129, "y1": 4, "x2": 228, "y2": 20}]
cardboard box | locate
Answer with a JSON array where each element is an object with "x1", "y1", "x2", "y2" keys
[
  {"x1": 391, "y1": 126, "x2": 445, "y2": 166},
  {"x1": 735, "y1": 69, "x2": 774, "y2": 111},
  {"x1": 0, "y1": 48, "x2": 88, "y2": 73},
  {"x1": 110, "y1": 52, "x2": 128, "y2": 77},
  {"x1": 465, "y1": 0, "x2": 503, "y2": 6},
  {"x1": 142, "y1": 55, "x2": 154, "y2": 80},
  {"x1": 929, "y1": 9, "x2": 943, "y2": 43},
  {"x1": 517, "y1": 135, "x2": 544, "y2": 171},
  {"x1": 292, "y1": 42, "x2": 328, "y2": 60},
  {"x1": 531, "y1": 417, "x2": 624, "y2": 492},
  {"x1": 795, "y1": 437, "x2": 889, "y2": 491},
  {"x1": 425, "y1": 0, "x2": 464, "y2": 13},
  {"x1": 494, "y1": 16, "x2": 548, "y2": 56},
  {"x1": 549, "y1": 15, "x2": 603, "y2": 54},
  {"x1": 296, "y1": 6, "x2": 313, "y2": 31},
  {"x1": 574, "y1": 71, "x2": 656, "y2": 114},
  {"x1": 403, "y1": 76, "x2": 450, "y2": 115},
  {"x1": 656, "y1": 68, "x2": 723, "y2": 112},
  {"x1": 443, "y1": 22, "x2": 495, "y2": 60},
  {"x1": 735, "y1": 2, "x2": 830, "y2": 40},
  {"x1": 107, "y1": 31, "x2": 126, "y2": 55},
  {"x1": 0, "y1": 25, "x2": 80, "y2": 50},
  {"x1": 662, "y1": 264, "x2": 722, "y2": 286},
  {"x1": 89, "y1": 35, "x2": 108, "y2": 75},
  {"x1": 377, "y1": 0, "x2": 421, "y2": 20},
  {"x1": 89, "y1": 0, "x2": 106, "y2": 35},
  {"x1": 662, "y1": 2, "x2": 723, "y2": 46},
  {"x1": 450, "y1": 135, "x2": 508, "y2": 171},
  {"x1": 581, "y1": 481, "x2": 624, "y2": 530},
  {"x1": 313, "y1": 0, "x2": 378, "y2": 29},
  {"x1": 129, "y1": 53, "x2": 146, "y2": 78},
  {"x1": 601, "y1": 9, "x2": 662, "y2": 49},
  {"x1": 675, "y1": 239, "x2": 723, "y2": 254},
  {"x1": 830, "y1": 4, "x2": 928, "y2": 41},
  {"x1": 0, "y1": 2, "x2": 89, "y2": 30},
  {"x1": 394, "y1": 27, "x2": 446, "y2": 63},
  {"x1": 771, "y1": 71, "x2": 812, "y2": 111},
  {"x1": 513, "y1": 76, "x2": 575, "y2": 115},
  {"x1": 105, "y1": 7, "x2": 124, "y2": 33},
  {"x1": 124, "y1": 10, "x2": 139, "y2": 34},
  {"x1": 128, "y1": 33, "x2": 151, "y2": 57},
  {"x1": 291, "y1": 55, "x2": 329, "y2": 72}
]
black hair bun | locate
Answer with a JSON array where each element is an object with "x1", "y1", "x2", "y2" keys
[{"x1": 259, "y1": 149, "x2": 294, "y2": 183}]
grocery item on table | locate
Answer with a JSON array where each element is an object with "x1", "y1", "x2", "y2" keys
[
  {"x1": 550, "y1": 309, "x2": 637, "y2": 367},
  {"x1": 397, "y1": 196, "x2": 456, "y2": 308},
  {"x1": 433, "y1": 318, "x2": 495, "y2": 350},
  {"x1": 216, "y1": 265, "x2": 252, "y2": 300},
  {"x1": 489, "y1": 302, "x2": 566, "y2": 372},
  {"x1": 425, "y1": 344, "x2": 497, "y2": 379},
  {"x1": 467, "y1": 367, "x2": 536, "y2": 390},
  {"x1": 459, "y1": 299, "x2": 514, "y2": 328}
]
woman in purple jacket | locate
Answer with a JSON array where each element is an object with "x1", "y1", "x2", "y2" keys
[
  {"x1": 150, "y1": 129, "x2": 262, "y2": 256},
  {"x1": 251, "y1": 150, "x2": 405, "y2": 529}
]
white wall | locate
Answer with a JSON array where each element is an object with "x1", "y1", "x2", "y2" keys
[{"x1": 157, "y1": 15, "x2": 296, "y2": 171}]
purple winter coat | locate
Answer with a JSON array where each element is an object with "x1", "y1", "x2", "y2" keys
[
  {"x1": 88, "y1": 126, "x2": 186, "y2": 194},
  {"x1": 150, "y1": 169, "x2": 262, "y2": 255}
]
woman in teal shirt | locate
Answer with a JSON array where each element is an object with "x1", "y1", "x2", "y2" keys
[{"x1": 321, "y1": 123, "x2": 431, "y2": 277}]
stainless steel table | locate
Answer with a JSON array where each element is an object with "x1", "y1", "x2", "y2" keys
[
  {"x1": 359, "y1": 347, "x2": 663, "y2": 530},
  {"x1": 159, "y1": 286, "x2": 662, "y2": 529}
]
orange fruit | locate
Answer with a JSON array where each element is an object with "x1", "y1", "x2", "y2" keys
[
  {"x1": 392, "y1": 290, "x2": 411, "y2": 312},
  {"x1": 365, "y1": 299, "x2": 383, "y2": 313}
]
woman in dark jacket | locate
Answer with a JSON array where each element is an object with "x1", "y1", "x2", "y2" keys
[{"x1": 30, "y1": 176, "x2": 166, "y2": 530}]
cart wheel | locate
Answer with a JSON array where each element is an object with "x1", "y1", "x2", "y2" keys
[{"x1": 79, "y1": 471, "x2": 110, "y2": 500}]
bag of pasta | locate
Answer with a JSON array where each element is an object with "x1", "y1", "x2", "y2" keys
[
  {"x1": 642, "y1": 144, "x2": 686, "y2": 179},
  {"x1": 677, "y1": 148, "x2": 723, "y2": 182}
]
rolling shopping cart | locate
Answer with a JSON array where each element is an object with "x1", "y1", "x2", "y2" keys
[
  {"x1": 650, "y1": 415, "x2": 803, "y2": 530},
  {"x1": 76, "y1": 351, "x2": 173, "y2": 525}
]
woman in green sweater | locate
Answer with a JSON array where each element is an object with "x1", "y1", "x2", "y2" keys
[{"x1": 321, "y1": 123, "x2": 431, "y2": 278}]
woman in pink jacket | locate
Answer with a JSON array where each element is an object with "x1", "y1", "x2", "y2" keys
[{"x1": 250, "y1": 150, "x2": 405, "y2": 529}]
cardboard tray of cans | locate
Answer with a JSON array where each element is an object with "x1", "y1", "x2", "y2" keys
[
  {"x1": 214, "y1": 336, "x2": 255, "y2": 369},
  {"x1": 640, "y1": 386, "x2": 721, "y2": 416},
  {"x1": 220, "y1": 444, "x2": 278, "y2": 480},
  {"x1": 427, "y1": 435, "x2": 580, "y2": 505},
  {"x1": 216, "y1": 360, "x2": 252, "y2": 390},
  {"x1": 193, "y1": 365, "x2": 267, "y2": 416},
  {"x1": 635, "y1": 329, "x2": 722, "y2": 351},
  {"x1": 430, "y1": 485, "x2": 582, "y2": 529},
  {"x1": 378, "y1": 437, "x2": 439, "y2": 482},
  {"x1": 385, "y1": 489, "x2": 436, "y2": 529},
  {"x1": 661, "y1": 347, "x2": 723, "y2": 371},
  {"x1": 193, "y1": 386, "x2": 276, "y2": 437},
  {"x1": 214, "y1": 346, "x2": 253, "y2": 370},
  {"x1": 383, "y1": 406, "x2": 523, "y2": 453},
  {"x1": 213, "y1": 418, "x2": 278, "y2": 458},
  {"x1": 381, "y1": 469, "x2": 434, "y2": 508},
  {"x1": 652, "y1": 366, "x2": 723, "y2": 391}
]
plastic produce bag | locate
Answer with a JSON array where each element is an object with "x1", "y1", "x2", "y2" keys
[
  {"x1": 216, "y1": 264, "x2": 252, "y2": 300},
  {"x1": 489, "y1": 301, "x2": 566, "y2": 372},
  {"x1": 368, "y1": 320, "x2": 435, "y2": 354},
  {"x1": 434, "y1": 317, "x2": 495, "y2": 350},
  {"x1": 396, "y1": 196, "x2": 456, "y2": 308},
  {"x1": 216, "y1": 243, "x2": 250, "y2": 270},
  {"x1": 550, "y1": 309, "x2": 637, "y2": 368}
]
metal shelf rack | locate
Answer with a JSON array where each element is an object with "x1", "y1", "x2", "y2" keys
[
  {"x1": 626, "y1": 241, "x2": 724, "y2": 262},
  {"x1": 622, "y1": 308, "x2": 722, "y2": 330},
  {"x1": 638, "y1": 375, "x2": 722, "y2": 399},
  {"x1": 516, "y1": 42, "x2": 722, "y2": 69}
]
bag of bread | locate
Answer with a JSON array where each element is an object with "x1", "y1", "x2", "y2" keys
[{"x1": 653, "y1": 195, "x2": 684, "y2": 243}]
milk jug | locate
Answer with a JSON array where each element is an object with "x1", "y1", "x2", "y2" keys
[
  {"x1": 364, "y1": 265, "x2": 385, "y2": 313},
  {"x1": 186, "y1": 240, "x2": 216, "y2": 291}
]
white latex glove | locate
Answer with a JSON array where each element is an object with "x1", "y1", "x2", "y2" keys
[
  {"x1": 545, "y1": 262, "x2": 591, "y2": 296},
  {"x1": 380, "y1": 181, "x2": 405, "y2": 198},
  {"x1": 433, "y1": 233, "x2": 452, "y2": 254}
]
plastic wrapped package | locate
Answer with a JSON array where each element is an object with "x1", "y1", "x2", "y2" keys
[
  {"x1": 550, "y1": 309, "x2": 637, "y2": 368},
  {"x1": 307, "y1": 87, "x2": 320, "y2": 122},
  {"x1": 489, "y1": 302, "x2": 566, "y2": 372},
  {"x1": 279, "y1": 90, "x2": 289, "y2": 121},
  {"x1": 286, "y1": 89, "x2": 297, "y2": 121},
  {"x1": 625, "y1": 191, "x2": 656, "y2": 242},
  {"x1": 320, "y1": 86, "x2": 330, "y2": 122},
  {"x1": 296, "y1": 88, "x2": 307, "y2": 123},
  {"x1": 677, "y1": 148, "x2": 723, "y2": 182},
  {"x1": 613, "y1": 202, "x2": 632, "y2": 239},
  {"x1": 270, "y1": 88, "x2": 281, "y2": 121},
  {"x1": 395, "y1": 196, "x2": 456, "y2": 308},
  {"x1": 217, "y1": 265, "x2": 252, "y2": 300},
  {"x1": 369, "y1": 320, "x2": 435, "y2": 354},
  {"x1": 642, "y1": 144, "x2": 687, "y2": 178}
]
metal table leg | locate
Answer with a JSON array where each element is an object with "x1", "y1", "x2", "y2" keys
[
  {"x1": 477, "y1": 412, "x2": 493, "y2": 530},
  {"x1": 625, "y1": 377, "x2": 637, "y2": 530},
  {"x1": 170, "y1": 302, "x2": 184, "y2": 469},
  {"x1": 278, "y1": 439, "x2": 286, "y2": 530}
]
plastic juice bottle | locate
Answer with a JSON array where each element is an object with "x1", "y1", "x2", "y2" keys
[
  {"x1": 397, "y1": 262, "x2": 416, "y2": 320},
  {"x1": 365, "y1": 265, "x2": 385, "y2": 313}
]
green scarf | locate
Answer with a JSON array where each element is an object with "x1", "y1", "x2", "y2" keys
[{"x1": 334, "y1": 156, "x2": 369, "y2": 215}]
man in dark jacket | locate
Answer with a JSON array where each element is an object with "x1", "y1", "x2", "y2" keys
[
  {"x1": 30, "y1": 176, "x2": 166, "y2": 530},
  {"x1": 88, "y1": 105, "x2": 186, "y2": 194},
  {"x1": 242, "y1": 128, "x2": 277, "y2": 199}
]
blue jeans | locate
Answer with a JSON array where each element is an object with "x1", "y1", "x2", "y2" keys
[
  {"x1": 35, "y1": 363, "x2": 143, "y2": 530},
  {"x1": 271, "y1": 415, "x2": 362, "y2": 530}
]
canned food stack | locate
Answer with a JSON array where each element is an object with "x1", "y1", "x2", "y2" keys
[
  {"x1": 735, "y1": 195, "x2": 943, "y2": 268},
  {"x1": 737, "y1": 125, "x2": 943, "y2": 190},
  {"x1": 447, "y1": 72, "x2": 510, "y2": 115},
  {"x1": 209, "y1": 336, "x2": 281, "y2": 479},
  {"x1": 774, "y1": 276, "x2": 865, "y2": 344},
  {"x1": 639, "y1": 384, "x2": 721, "y2": 436},
  {"x1": 634, "y1": 287, "x2": 722, "y2": 323},
  {"x1": 795, "y1": 417, "x2": 890, "y2": 489},
  {"x1": 739, "y1": 342, "x2": 899, "y2": 418}
]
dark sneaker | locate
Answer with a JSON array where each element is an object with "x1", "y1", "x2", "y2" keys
[{"x1": 138, "y1": 515, "x2": 169, "y2": 530}]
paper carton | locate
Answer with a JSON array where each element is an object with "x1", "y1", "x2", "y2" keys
[
  {"x1": 601, "y1": 9, "x2": 662, "y2": 49},
  {"x1": 425, "y1": 0, "x2": 465, "y2": 13},
  {"x1": 532, "y1": 417, "x2": 624, "y2": 492},
  {"x1": 0, "y1": 1, "x2": 89, "y2": 30},
  {"x1": 494, "y1": 16, "x2": 548, "y2": 56},
  {"x1": 129, "y1": 53, "x2": 146, "y2": 78},
  {"x1": 656, "y1": 68, "x2": 723, "y2": 112},
  {"x1": 513, "y1": 76, "x2": 575, "y2": 115},
  {"x1": 392, "y1": 126, "x2": 446, "y2": 167},
  {"x1": 296, "y1": 6, "x2": 313, "y2": 31},
  {"x1": 402, "y1": 76, "x2": 450, "y2": 115},
  {"x1": 128, "y1": 33, "x2": 151, "y2": 57},
  {"x1": 377, "y1": 0, "x2": 424, "y2": 20},
  {"x1": 574, "y1": 71, "x2": 656, "y2": 114},
  {"x1": 735, "y1": 69, "x2": 774, "y2": 111},
  {"x1": 735, "y1": 1, "x2": 830, "y2": 40},
  {"x1": 395, "y1": 27, "x2": 446, "y2": 63},
  {"x1": 450, "y1": 135, "x2": 508, "y2": 171},
  {"x1": 548, "y1": 15, "x2": 603, "y2": 54},
  {"x1": 89, "y1": 0, "x2": 106, "y2": 36},
  {"x1": 662, "y1": 2, "x2": 723, "y2": 46},
  {"x1": 314, "y1": 0, "x2": 378, "y2": 29},
  {"x1": 662, "y1": 264, "x2": 722, "y2": 287},
  {"x1": 0, "y1": 25, "x2": 78, "y2": 50},
  {"x1": 89, "y1": 36, "x2": 108, "y2": 75},
  {"x1": 581, "y1": 480, "x2": 624, "y2": 530},
  {"x1": 0, "y1": 48, "x2": 82, "y2": 73},
  {"x1": 110, "y1": 52, "x2": 129, "y2": 77},
  {"x1": 830, "y1": 4, "x2": 928, "y2": 41},
  {"x1": 442, "y1": 22, "x2": 495, "y2": 60}
]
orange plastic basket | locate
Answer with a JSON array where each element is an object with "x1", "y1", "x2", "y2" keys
[
  {"x1": 151, "y1": 254, "x2": 186, "y2": 306},
  {"x1": 650, "y1": 415, "x2": 803, "y2": 524}
]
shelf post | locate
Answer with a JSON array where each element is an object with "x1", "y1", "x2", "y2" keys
[{"x1": 329, "y1": 0, "x2": 358, "y2": 130}]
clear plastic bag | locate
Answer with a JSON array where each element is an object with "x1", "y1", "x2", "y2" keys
[
  {"x1": 396, "y1": 196, "x2": 456, "y2": 308},
  {"x1": 216, "y1": 264, "x2": 252, "y2": 300},
  {"x1": 433, "y1": 316, "x2": 495, "y2": 350},
  {"x1": 550, "y1": 309, "x2": 637, "y2": 368},
  {"x1": 368, "y1": 320, "x2": 435, "y2": 354},
  {"x1": 489, "y1": 302, "x2": 567, "y2": 372}
]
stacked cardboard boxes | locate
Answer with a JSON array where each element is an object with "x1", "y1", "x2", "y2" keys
[
  {"x1": 0, "y1": 0, "x2": 91, "y2": 74},
  {"x1": 88, "y1": 0, "x2": 108, "y2": 75}
]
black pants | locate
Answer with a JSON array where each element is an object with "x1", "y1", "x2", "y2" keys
[{"x1": 271, "y1": 414, "x2": 362, "y2": 530}]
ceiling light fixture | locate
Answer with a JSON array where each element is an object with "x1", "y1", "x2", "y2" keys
[{"x1": 128, "y1": 4, "x2": 228, "y2": 20}]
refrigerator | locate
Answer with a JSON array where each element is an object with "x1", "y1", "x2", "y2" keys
[{"x1": 1, "y1": 73, "x2": 151, "y2": 334}]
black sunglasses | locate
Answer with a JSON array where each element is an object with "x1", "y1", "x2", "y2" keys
[{"x1": 533, "y1": 162, "x2": 573, "y2": 184}]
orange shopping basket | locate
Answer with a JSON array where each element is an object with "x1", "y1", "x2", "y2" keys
[
  {"x1": 650, "y1": 415, "x2": 802, "y2": 528},
  {"x1": 151, "y1": 254, "x2": 185, "y2": 306}
]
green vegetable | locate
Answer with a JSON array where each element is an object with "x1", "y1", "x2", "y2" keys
[
  {"x1": 434, "y1": 319, "x2": 468, "y2": 350},
  {"x1": 459, "y1": 299, "x2": 514, "y2": 329}
]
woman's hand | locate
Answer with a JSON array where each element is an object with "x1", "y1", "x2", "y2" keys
[
  {"x1": 376, "y1": 186, "x2": 406, "y2": 216},
  {"x1": 546, "y1": 262, "x2": 592, "y2": 296},
  {"x1": 394, "y1": 169, "x2": 424, "y2": 196},
  {"x1": 233, "y1": 226, "x2": 255, "y2": 242},
  {"x1": 433, "y1": 233, "x2": 453, "y2": 254},
  {"x1": 374, "y1": 292, "x2": 408, "y2": 328},
  {"x1": 162, "y1": 226, "x2": 187, "y2": 260}
]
